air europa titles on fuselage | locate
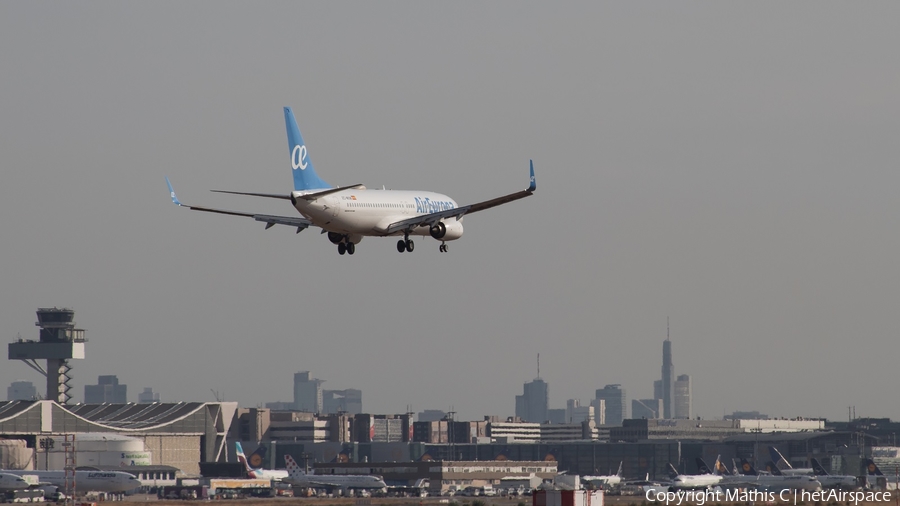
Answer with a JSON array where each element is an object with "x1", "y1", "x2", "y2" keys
[{"x1": 415, "y1": 197, "x2": 454, "y2": 214}]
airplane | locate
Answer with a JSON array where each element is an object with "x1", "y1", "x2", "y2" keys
[
  {"x1": 767, "y1": 446, "x2": 814, "y2": 475},
  {"x1": 582, "y1": 461, "x2": 623, "y2": 488},
  {"x1": 766, "y1": 446, "x2": 857, "y2": 489},
  {"x1": 235, "y1": 442, "x2": 288, "y2": 481},
  {"x1": 809, "y1": 458, "x2": 858, "y2": 490},
  {"x1": 863, "y1": 459, "x2": 889, "y2": 490},
  {"x1": 166, "y1": 107, "x2": 536, "y2": 255},
  {"x1": 0, "y1": 473, "x2": 30, "y2": 491},
  {"x1": 0, "y1": 470, "x2": 139, "y2": 493},
  {"x1": 731, "y1": 458, "x2": 821, "y2": 491},
  {"x1": 665, "y1": 459, "x2": 724, "y2": 490},
  {"x1": 283, "y1": 454, "x2": 386, "y2": 491}
]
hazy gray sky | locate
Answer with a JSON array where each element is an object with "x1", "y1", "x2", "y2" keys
[{"x1": 2, "y1": 2, "x2": 899, "y2": 422}]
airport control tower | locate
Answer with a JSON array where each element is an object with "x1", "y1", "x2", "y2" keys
[{"x1": 8, "y1": 308, "x2": 86, "y2": 404}]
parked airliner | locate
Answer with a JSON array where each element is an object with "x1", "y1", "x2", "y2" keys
[
  {"x1": 582, "y1": 462, "x2": 623, "y2": 488},
  {"x1": 166, "y1": 107, "x2": 536, "y2": 255},
  {"x1": 1, "y1": 470, "x2": 139, "y2": 493},
  {"x1": 283, "y1": 454, "x2": 386, "y2": 491},
  {"x1": 732, "y1": 458, "x2": 821, "y2": 491},
  {"x1": 0, "y1": 473, "x2": 29, "y2": 491},
  {"x1": 666, "y1": 458, "x2": 727, "y2": 490},
  {"x1": 235, "y1": 442, "x2": 288, "y2": 481}
]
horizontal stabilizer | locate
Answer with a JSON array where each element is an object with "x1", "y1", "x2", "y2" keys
[{"x1": 296, "y1": 184, "x2": 366, "y2": 201}]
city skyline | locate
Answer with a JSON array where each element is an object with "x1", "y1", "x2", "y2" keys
[{"x1": 2, "y1": 3, "x2": 900, "y2": 421}]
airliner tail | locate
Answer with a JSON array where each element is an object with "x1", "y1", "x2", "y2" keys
[{"x1": 284, "y1": 107, "x2": 331, "y2": 192}]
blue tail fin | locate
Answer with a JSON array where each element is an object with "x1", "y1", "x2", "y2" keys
[
  {"x1": 739, "y1": 458, "x2": 757, "y2": 476},
  {"x1": 810, "y1": 458, "x2": 828, "y2": 476},
  {"x1": 284, "y1": 107, "x2": 331, "y2": 191},
  {"x1": 865, "y1": 459, "x2": 884, "y2": 476},
  {"x1": 696, "y1": 457, "x2": 712, "y2": 475}
]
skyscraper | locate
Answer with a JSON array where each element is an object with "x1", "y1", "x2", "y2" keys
[
  {"x1": 7, "y1": 381, "x2": 37, "y2": 401},
  {"x1": 515, "y1": 378, "x2": 549, "y2": 422},
  {"x1": 595, "y1": 384, "x2": 626, "y2": 425},
  {"x1": 323, "y1": 388, "x2": 362, "y2": 414},
  {"x1": 661, "y1": 326, "x2": 675, "y2": 419},
  {"x1": 675, "y1": 374, "x2": 692, "y2": 419},
  {"x1": 84, "y1": 375, "x2": 127, "y2": 403},
  {"x1": 138, "y1": 387, "x2": 160, "y2": 403},
  {"x1": 293, "y1": 371, "x2": 324, "y2": 412}
]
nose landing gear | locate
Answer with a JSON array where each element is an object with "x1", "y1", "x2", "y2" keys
[{"x1": 439, "y1": 243, "x2": 448, "y2": 253}]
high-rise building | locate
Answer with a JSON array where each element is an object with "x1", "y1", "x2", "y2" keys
[
  {"x1": 590, "y1": 398, "x2": 606, "y2": 426},
  {"x1": 632, "y1": 398, "x2": 663, "y2": 419},
  {"x1": 674, "y1": 374, "x2": 692, "y2": 419},
  {"x1": 595, "y1": 384, "x2": 626, "y2": 425},
  {"x1": 7, "y1": 381, "x2": 38, "y2": 401},
  {"x1": 323, "y1": 389, "x2": 362, "y2": 414},
  {"x1": 138, "y1": 387, "x2": 160, "y2": 403},
  {"x1": 515, "y1": 378, "x2": 548, "y2": 423},
  {"x1": 547, "y1": 408, "x2": 566, "y2": 424},
  {"x1": 417, "y1": 410, "x2": 448, "y2": 422},
  {"x1": 84, "y1": 375, "x2": 127, "y2": 403},
  {"x1": 662, "y1": 336, "x2": 675, "y2": 419},
  {"x1": 293, "y1": 371, "x2": 324, "y2": 412},
  {"x1": 566, "y1": 399, "x2": 594, "y2": 424}
]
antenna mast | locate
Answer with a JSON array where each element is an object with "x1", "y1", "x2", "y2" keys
[{"x1": 537, "y1": 353, "x2": 540, "y2": 379}]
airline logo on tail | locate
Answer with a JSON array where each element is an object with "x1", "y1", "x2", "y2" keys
[
  {"x1": 284, "y1": 454, "x2": 306, "y2": 478},
  {"x1": 235, "y1": 442, "x2": 255, "y2": 478},
  {"x1": 292, "y1": 145, "x2": 308, "y2": 171}
]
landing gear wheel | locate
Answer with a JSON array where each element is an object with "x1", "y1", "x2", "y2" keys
[
  {"x1": 439, "y1": 244, "x2": 448, "y2": 253},
  {"x1": 405, "y1": 239, "x2": 415, "y2": 252},
  {"x1": 346, "y1": 242, "x2": 355, "y2": 255},
  {"x1": 338, "y1": 243, "x2": 347, "y2": 255},
  {"x1": 397, "y1": 240, "x2": 406, "y2": 253}
]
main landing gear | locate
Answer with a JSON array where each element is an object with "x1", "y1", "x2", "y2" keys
[
  {"x1": 337, "y1": 239, "x2": 355, "y2": 255},
  {"x1": 439, "y1": 243, "x2": 448, "y2": 253},
  {"x1": 396, "y1": 235, "x2": 414, "y2": 253}
]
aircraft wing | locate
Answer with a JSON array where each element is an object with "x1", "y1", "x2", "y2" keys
[
  {"x1": 381, "y1": 160, "x2": 535, "y2": 234},
  {"x1": 464, "y1": 159, "x2": 536, "y2": 214},
  {"x1": 382, "y1": 206, "x2": 470, "y2": 235},
  {"x1": 166, "y1": 177, "x2": 312, "y2": 232}
]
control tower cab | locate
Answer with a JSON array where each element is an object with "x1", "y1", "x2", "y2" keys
[{"x1": 8, "y1": 308, "x2": 86, "y2": 404}]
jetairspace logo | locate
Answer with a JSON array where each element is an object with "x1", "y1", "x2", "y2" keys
[
  {"x1": 415, "y1": 197, "x2": 454, "y2": 214},
  {"x1": 645, "y1": 489, "x2": 893, "y2": 506}
]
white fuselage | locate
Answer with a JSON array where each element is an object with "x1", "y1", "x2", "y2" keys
[
  {"x1": 0, "y1": 473, "x2": 30, "y2": 491},
  {"x1": 817, "y1": 475, "x2": 858, "y2": 489},
  {"x1": 286, "y1": 473, "x2": 387, "y2": 490},
  {"x1": 583, "y1": 475, "x2": 622, "y2": 487},
  {"x1": 725, "y1": 474, "x2": 822, "y2": 491},
  {"x1": 248, "y1": 468, "x2": 288, "y2": 481},
  {"x1": 671, "y1": 474, "x2": 723, "y2": 490},
  {"x1": 293, "y1": 189, "x2": 462, "y2": 239},
  {"x1": 2, "y1": 470, "x2": 140, "y2": 493}
]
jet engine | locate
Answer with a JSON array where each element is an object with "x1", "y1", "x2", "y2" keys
[
  {"x1": 327, "y1": 231, "x2": 344, "y2": 244},
  {"x1": 429, "y1": 220, "x2": 463, "y2": 241}
]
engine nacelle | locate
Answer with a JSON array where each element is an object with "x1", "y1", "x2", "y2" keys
[
  {"x1": 429, "y1": 220, "x2": 463, "y2": 241},
  {"x1": 327, "y1": 231, "x2": 344, "y2": 244},
  {"x1": 327, "y1": 231, "x2": 363, "y2": 245}
]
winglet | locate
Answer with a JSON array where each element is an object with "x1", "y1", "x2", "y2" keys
[
  {"x1": 528, "y1": 159, "x2": 536, "y2": 192},
  {"x1": 165, "y1": 176, "x2": 182, "y2": 206}
]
